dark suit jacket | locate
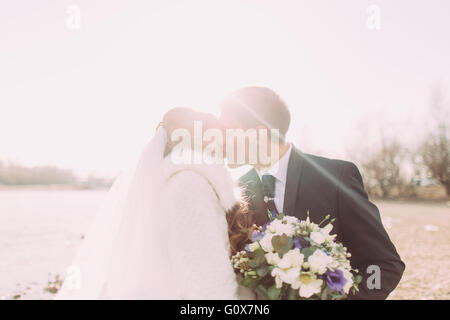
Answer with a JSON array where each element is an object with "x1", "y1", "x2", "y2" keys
[{"x1": 239, "y1": 146, "x2": 405, "y2": 300}]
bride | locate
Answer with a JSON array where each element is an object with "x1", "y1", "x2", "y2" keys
[{"x1": 56, "y1": 108, "x2": 254, "y2": 299}]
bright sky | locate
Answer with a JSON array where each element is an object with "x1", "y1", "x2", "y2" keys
[{"x1": 1, "y1": 0, "x2": 449, "y2": 177}]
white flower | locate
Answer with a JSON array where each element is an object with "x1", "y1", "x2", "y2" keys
[
  {"x1": 271, "y1": 267, "x2": 301, "y2": 288},
  {"x1": 325, "y1": 233, "x2": 337, "y2": 243},
  {"x1": 267, "y1": 220, "x2": 295, "y2": 236},
  {"x1": 265, "y1": 252, "x2": 281, "y2": 265},
  {"x1": 277, "y1": 248, "x2": 304, "y2": 269},
  {"x1": 309, "y1": 223, "x2": 320, "y2": 232},
  {"x1": 273, "y1": 272, "x2": 283, "y2": 288},
  {"x1": 259, "y1": 233, "x2": 274, "y2": 252},
  {"x1": 282, "y1": 216, "x2": 299, "y2": 224},
  {"x1": 310, "y1": 231, "x2": 326, "y2": 244},
  {"x1": 268, "y1": 249, "x2": 304, "y2": 289},
  {"x1": 308, "y1": 250, "x2": 333, "y2": 275},
  {"x1": 248, "y1": 242, "x2": 260, "y2": 252},
  {"x1": 322, "y1": 223, "x2": 333, "y2": 234},
  {"x1": 328, "y1": 259, "x2": 340, "y2": 269},
  {"x1": 342, "y1": 269, "x2": 354, "y2": 294},
  {"x1": 292, "y1": 273, "x2": 323, "y2": 298}
]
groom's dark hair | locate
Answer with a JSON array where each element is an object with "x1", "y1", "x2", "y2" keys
[{"x1": 220, "y1": 87, "x2": 291, "y2": 141}]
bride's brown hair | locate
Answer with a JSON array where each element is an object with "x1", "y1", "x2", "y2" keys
[
  {"x1": 162, "y1": 107, "x2": 255, "y2": 256},
  {"x1": 226, "y1": 201, "x2": 255, "y2": 256}
]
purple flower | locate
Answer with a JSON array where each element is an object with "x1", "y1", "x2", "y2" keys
[
  {"x1": 297, "y1": 237, "x2": 311, "y2": 249},
  {"x1": 293, "y1": 237, "x2": 302, "y2": 249},
  {"x1": 325, "y1": 269, "x2": 347, "y2": 293},
  {"x1": 251, "y1": 231, "x2": 264, "y2": 242},
  {"x1": 245, "y1": 244, "x2": 251, "y2": 252}
]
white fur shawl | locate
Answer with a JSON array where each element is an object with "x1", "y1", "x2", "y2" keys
[{"x1": 160, "y1": 157, "x2": 239, "y2": 299}]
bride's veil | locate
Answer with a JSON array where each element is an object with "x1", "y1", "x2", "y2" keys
[{"x1": 57, "y1": 127, "x2": 177, "y2": 299}]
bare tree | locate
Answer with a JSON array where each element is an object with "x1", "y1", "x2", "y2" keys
[
  {"x1": 419, "y1": 88, "x2": 450, "y2": 196},
  {"x1": 361, "y1": 139, "x2": 406, "y2": 198}
]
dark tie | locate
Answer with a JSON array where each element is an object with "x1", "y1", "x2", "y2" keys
[{"x1": 261, "y1": 173, "x2": 278, "y2": 220}]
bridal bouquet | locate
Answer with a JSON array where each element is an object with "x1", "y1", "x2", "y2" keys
[{"x1": 231, "y1": 213, "x2": 361, "y2": 300}]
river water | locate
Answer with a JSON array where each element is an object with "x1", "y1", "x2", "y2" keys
[{"x1": 0, "y1": 190, "x2": 107, "y2": 299}]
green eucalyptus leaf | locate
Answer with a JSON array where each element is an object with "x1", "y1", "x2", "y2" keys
[
  {"x1": 272, "y1": 234, "x2": 293, "y2": 255},
  {"x1": 248, "y1": 248, "x2": 266, "y2": 268},
  {"x1": 320, "y1": 286, "x2": 331, "y2": 300},
  {"x1": 256, "y1": 266, "x2": 270, "y2": 277},
  {"x1": 301, "y1": 246, "x2": 318, "y2": 259},
  {"x1": 287, "y1": 288, "x2": 299, "y2": 300},
  {"x1": 240, "y1": 276, "x2": 259, "y2": 289},
  {"x1": 331, "y1": 293, "x2": 346, "y2": 300},
  {"x1": 255, "y1": 285, "x2": 270, "y2": 300},
  {"x1": 267, "y1": 285, "x2": 282, "y2": 300}
]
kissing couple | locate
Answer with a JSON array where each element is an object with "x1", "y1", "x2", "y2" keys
[{"x1": 57, "y1": 87, "x2": 404, "y2": 300}]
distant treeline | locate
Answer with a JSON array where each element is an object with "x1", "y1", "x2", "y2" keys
[
  {"x1": 355, "y1": 88, "x2": 449, "y2": 200},
  {"x1": 0, "y1": 162, "x2": 113, "y2": 189}
]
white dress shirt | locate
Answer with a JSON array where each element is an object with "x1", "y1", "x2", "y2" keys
[{"x1": 257, "y1": 144, "x2": 292, "y2": 213}]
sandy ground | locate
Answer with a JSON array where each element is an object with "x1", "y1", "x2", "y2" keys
[
  {"x1": 376, "y1": 201, "x2": 450, "y2": 300},
  {"x1": 0, "y1": 190, "x2": 449, "y2": 299}
]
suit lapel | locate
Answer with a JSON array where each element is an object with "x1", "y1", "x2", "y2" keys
[{"x1": 283, "y1": 146, "x2": 304, "y2": 217}]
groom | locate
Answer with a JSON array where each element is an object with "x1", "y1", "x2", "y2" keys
[{"x1": 220, "y1": 87, "x2": 405, "y2": 300}]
